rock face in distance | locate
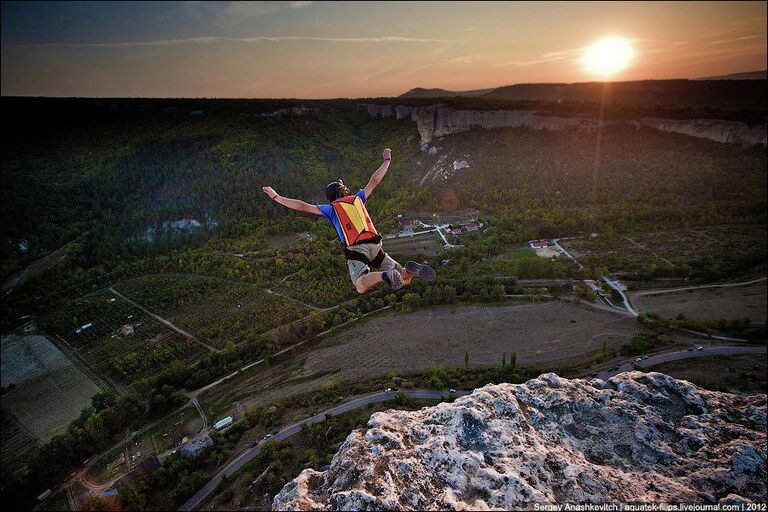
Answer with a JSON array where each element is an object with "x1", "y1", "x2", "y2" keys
[
  {"x1": 358, "y1": 103, "x2": 767, "y2": 146},
  {"x1": 273, "y1": 372, "x2": 767, "y2": 510}
]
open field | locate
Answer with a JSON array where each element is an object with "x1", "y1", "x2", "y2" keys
[
  {"x1": 1, "y1": 408, "x2": 41, "y2": 474},
  {"x1": 498, "y1": 247, "x2": 538, "y2": 261},
  {"x1": 113, "y1": 274, "x2": 309, "y2": 349},
  {"x1": 646, "y1": 354, "x2": 768, "y2": 394},
  {"x1": 382, "y1": 232, "x2": 444, "y2": 258},
  {"x1": 629, "y1": 279, "x2": 767, "y2": 323},
  {"x1": 1, "y1": 333, "x2": 102, "y2": 442},
  {"x1": 535, "y1": 247, "x2": 561, "y2": 259},
  {"x1": 561, "y1": 224, "x2": 767, "y2": 281},
  {"x1": 266, "y1": 232, "x2": 315, "y2": 250},
  {"x1": 200, "y1": 301, "x2": 653, "y2": 412},
  {"x1": 41, "y1": 290, "x2": 205, "y2": 384}
]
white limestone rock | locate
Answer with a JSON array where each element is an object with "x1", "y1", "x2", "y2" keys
[{"x1": 273, "y1": 372, "x2": 767, "y2": 510}]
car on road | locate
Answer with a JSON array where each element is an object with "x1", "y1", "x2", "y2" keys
[
  {"x1": 384, "y1": 388, "x2": 393, "y2": 392},
  {"x1": 696, "y1": 346, "x2": 704, "y2": 351},
  {"x1": 250, "y1": 441, "x2": 259, "y2": 448},
  {"x1": 687, "y1": 347, "x2": 695, "y2": 351},
  {"x1": 635, "y1": 357, "x2": 643, "y2": 362},
  {"x1": 641, "y1": 356, "x2": 649, "y2": 360},
  {"x1": 262, "y1": 433, "x2": 273, "y2": 441},
  {"x1": 448, "y1": 388, "x2": 457, "y2": 394}
]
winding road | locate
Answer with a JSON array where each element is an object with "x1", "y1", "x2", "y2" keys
[
  {"x1": 596, "y1": 344, "x2": 767, "y2": 380},
  {"x1": 178, "y1": 388, "x2": 468, "y2": 511}
]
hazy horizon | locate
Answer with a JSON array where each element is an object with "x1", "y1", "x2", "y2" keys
[{"x1": 2, "y1": 1, "x2": 766, "y2": 99}]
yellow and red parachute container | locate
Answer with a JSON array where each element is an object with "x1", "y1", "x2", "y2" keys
[{"x1": 332, "y1": 195, "x2": 379, "y2": 246}]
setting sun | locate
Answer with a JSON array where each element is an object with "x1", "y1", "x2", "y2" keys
[{"x1": 581, "y1": 37, "x2": 635, "y2": 77}]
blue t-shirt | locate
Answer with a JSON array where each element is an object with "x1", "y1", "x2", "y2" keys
[{"x1": 317, "y1": 189, "x2": 367, "y2": 245}]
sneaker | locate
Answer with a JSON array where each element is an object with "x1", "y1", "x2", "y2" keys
[
  {"x1": 383, "y1": 268, "x2": 404, "y2": 290},
  {"x1": 405, "y1": 261, "x2": 436, "y2": 282}
]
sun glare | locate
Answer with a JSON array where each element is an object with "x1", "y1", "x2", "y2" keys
[{"x1": 581, "y1": 37, "x2": 635, "y2": 77}]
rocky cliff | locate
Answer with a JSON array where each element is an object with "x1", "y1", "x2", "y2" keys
[
  {"x1": 360, "y1": 103, "x2": 767, "y2": 146},
  {"x1": 273, "y1": 372, "x2": 767, "y2": 510}
]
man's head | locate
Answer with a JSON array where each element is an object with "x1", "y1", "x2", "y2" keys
[{"x1": 326, "y1": 179, "x2": 350, "y2": 202}]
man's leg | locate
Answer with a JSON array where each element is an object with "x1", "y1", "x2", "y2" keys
[
  {"x1": 349, "y1": 259, "x2": 373, "y2": 294},
  {"x1": 354, "y1": 271, "x2": 387, "y2": 294},
  {"x1": 378, "y1": 254, "x2": 413, "y2": 285}
]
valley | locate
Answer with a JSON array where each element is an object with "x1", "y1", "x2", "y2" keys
[{"x1": 1, "y1": 93, "x2": 765, "y2": 511}]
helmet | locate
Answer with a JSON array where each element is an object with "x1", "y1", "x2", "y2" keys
[{"x1": 326, "y1": 179, "x2": 346, "y2": 202}]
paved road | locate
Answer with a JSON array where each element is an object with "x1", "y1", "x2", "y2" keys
[
  {"x1": 178, "y1": 388, "x2": 468, "y2": 511},
  {"x1": 602, "y1": 276, "x2": 638, "y2": 317},
  {"x1": 596, "y1": 345, "x2": 767, "y2": 380}
]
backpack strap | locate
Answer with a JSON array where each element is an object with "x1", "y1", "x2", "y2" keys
[
  {"x1": 343, "y1": 246, "x2": 386, "y2": 268},
  {"x1": 369, "y1": 248, "x2": 386, "y2": 268}
]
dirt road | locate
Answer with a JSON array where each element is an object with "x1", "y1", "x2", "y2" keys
[{"x1": 629, "y1": 278, "x2": 767, "y2": 323}]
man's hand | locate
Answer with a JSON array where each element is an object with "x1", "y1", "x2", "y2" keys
[
  {"x1": 262, "y1": 186, "x2": 278, "y2": 200},
  {"x1": 382, "y1": 148, "x2": 392, "y2": 161}
]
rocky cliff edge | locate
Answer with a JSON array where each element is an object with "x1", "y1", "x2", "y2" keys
[{"x1": 273, "y1": 372, "x2": 767, "y2": 510}]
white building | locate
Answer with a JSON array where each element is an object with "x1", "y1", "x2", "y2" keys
[{"x1": 213, "y1": 416, "x2": 233, "y2": 431}]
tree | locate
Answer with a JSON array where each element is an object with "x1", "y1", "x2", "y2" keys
[
  {"x1": 510, "y1": 351, "x2": 517, "y2": 370},
  {"x1": 245, "y1": 403, "x2": 260, "y2": 423},
  {"x1": 81, "y1": 495, "x2": 122, "y2": 511},
  {"x1": 501, "y1": 352, "x2": 506, "y2": 368},
  {"x1": 464, "y1": 351, "x2": 469, "y2": 368}
]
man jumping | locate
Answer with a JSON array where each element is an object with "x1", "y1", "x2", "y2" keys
[{"x1": 262, "y1": 148, "x2": 435, "y2": 294}]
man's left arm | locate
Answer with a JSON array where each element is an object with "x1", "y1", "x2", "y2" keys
[{"x1": 363, "y1": 148, "x2": 391, "y2": 199}]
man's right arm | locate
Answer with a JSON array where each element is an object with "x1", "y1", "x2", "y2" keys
[{"x1": 262, "y1": 186, "x2": 322, "y2": 216}]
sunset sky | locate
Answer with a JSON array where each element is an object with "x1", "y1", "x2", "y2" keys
[{"x1": 1, "y1": 1, "x2": 766, "y2": 98}]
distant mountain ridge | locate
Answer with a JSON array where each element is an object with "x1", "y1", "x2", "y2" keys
[
  {"x1": 696, "y1": 70, "x2": 767, "y2": 80},
  {"x1": 400, "y1": 75, "x2": 767, "y2": 110},
  {"x1": 400, "y1": 87, "x2": 495, "y2": 98}
]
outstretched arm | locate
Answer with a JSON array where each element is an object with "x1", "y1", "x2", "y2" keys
[
  {"x1": 363, "y1": 148, "x2": 391, "y2": 199},
  {"x1": 262, "y1": 186, "x2": 322, "y2": 215}
]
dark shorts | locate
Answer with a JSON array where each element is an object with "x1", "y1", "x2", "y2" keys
[{"x1": 344, "y1": 242, "x2": 401, "y2": 283}]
